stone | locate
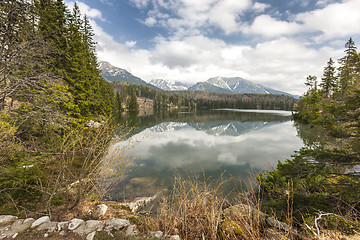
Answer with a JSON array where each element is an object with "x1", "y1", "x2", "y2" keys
[
  {"x1": 223, "y1": 204, "x2": 267, "y2": 221},
  {"x1": 0, "y1": 215, "x2": 18, "y2": 224},
  {"x1": 125, "y1": 224, "x2": 138, "y2": 236},
  {"x1": 73, "y1": 220, "x2": 103, "y2": 236},
  {"x1": 266, "y1": 217, "x2": 290, "y2": 232},
  {"x1": 37, "y1": 222, "x2": 58, "y2": 233},
  {"x1": 170, "y1": 235, "x2": 181, "y2": 240},
  {"x1": 86, "y1": 231, "x2": 96, "y2": 240},
  {"x1": 148, "y1": 231, "x2": 163, "y2": 238},
  {"x1": 0, "y1": 218, "x2": 34, "y2": 240},
  {"x1": 104, "y1": 218, "x2": 130, "y2": 232},
  {"x1": 57, "y1": 221, "x2": 69, "y2": 231},
  {"x1": 68, "y1": 218, "x2": 85, "y2": 231},
  {"x1": 31, "y1": 216, "x2": 50, "y2": 228},
  {"x1": 92, "y1": 204, "x2": 108, "y2": 219},
  {"x1": 120, "y1": 195, "x2": 157, "y2": 213}
]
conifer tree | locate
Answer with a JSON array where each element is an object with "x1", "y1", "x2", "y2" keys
[
  {"x1": 126, "y1": 88, "x2": 139, "y2": 113},
  {"x1": 320, "y1": 58, "x2": 336, "y2": 98}
]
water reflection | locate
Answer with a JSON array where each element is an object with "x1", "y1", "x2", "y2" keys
[{"x1": 107, "y1": 109, "x2": 303, "y2": 201}]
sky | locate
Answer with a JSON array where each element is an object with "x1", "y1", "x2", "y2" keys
[{"x1": 65, "y1": 0, "x2": 360, "y2": 95}]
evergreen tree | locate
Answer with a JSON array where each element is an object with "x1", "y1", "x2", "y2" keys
[
  {"x1": 338, "y1": 38, "x2": 359, "y2": 95},
  {"x1": 126, "y1": 88, "x2": 139, "y2": 113},
  {"x1": 320, "y1": 58, "x2": 336, "y2": 98}
]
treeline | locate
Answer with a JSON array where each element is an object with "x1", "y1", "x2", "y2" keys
[
  {"x1": 113, "y1": 82, "x2": 297, "y2": 112},
  {"x1": 260, "y1": 38, "x2": 360, "y2": 233},
  {"x1": 1, "y1": 0, "x2": 116, "y2": 216}
]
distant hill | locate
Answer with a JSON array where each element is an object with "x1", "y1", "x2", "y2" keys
[
  {"x1": 189, "y1": 77, "x2": 294, "y2": 97},
  {"x1": 99, "y1": 61, "x2": 156, "y2": 88},
  {"x1": 149, "y1": 79, "x2": 190, "y2": 91}
]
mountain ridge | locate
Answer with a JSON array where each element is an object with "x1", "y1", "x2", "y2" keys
[{"x1": 99, "y1": 61, "x2": 296, "y2": 97}]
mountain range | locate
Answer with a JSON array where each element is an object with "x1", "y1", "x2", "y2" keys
[{"x1": 99, "y1": 61, "x2": 295, "y2": 97}]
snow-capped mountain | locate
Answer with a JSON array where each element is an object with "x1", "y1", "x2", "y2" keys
[
  {"x1": 149, "y1": 79, "x2": 190, "y2": 91},
  {"x1": 99, "y1": 61, "x2": 155, "y2": 88},
  {"x1": 189, "y1": 77, "x2": 293, "y2": 96},
  {"x1": 147, "y1": 121, "x2": 276, "y2": 137}
]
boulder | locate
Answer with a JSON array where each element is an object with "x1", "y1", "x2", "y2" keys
[
  {"x1": 148, "y1": 231, "x2": 163, "y2": 238},
  {"x1": 125, "y1": 224, "x2": 138, "y2": 236},
  {"x1": 92, "y1": 204, "x2": 108, "y2": 219},
  {"x1": 37, "y1": 222, "x2": 58, "y2": 233},
  {"x1": 170, "y1": 235, "x2": 181, "y2": 240},
  {"x1": 73, "y1": 220, "x2": 104, "y2": 236},
  {"x1": 31, "y1": 216, "x2": 50, "y2": 228},
  {"x1": 68, "y1": 218, "x2": 85, "y2": 231},
  {"x1": 0, "y1": 218, "x2": 34, "y2": 240},
  {"x1": 104, "y1": 218, "x2": 130, "y2": 232},
  {"x1": 0, "y1": 215, "x2": 18, "y2": 224}
]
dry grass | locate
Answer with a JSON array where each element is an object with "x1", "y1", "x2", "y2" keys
[{"x1": 152, "y1": 174, "x2": 286, "y2": 240}]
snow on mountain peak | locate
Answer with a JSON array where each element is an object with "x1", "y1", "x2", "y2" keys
[{"x1": 150, "y1": 79, "x2": 189, "y2": 91}]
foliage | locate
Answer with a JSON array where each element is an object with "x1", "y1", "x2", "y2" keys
[
  {"x1": 0, "y1": 0, "x2": 121, "y2": 217},
  {"x1": 261, "y1": 38, "x2": 360, "y2": 234}
]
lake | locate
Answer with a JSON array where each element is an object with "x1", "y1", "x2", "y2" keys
[{"x1": 106, "y1": 109, "x2": 304, "y2": 201}]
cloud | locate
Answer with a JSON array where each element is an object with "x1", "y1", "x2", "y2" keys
[
  {"x1": 65, "y1": 1, "x2": 106, "y2": 21},
  {"x1": 245, "y1": 15, "x2": 303, "y2": 38},
  {"x1": 296, "y1": 0, "x2": 360, "y2": 40},
  {"x1": 126, "y1": 41, "x2": 137, "y2": 48}
]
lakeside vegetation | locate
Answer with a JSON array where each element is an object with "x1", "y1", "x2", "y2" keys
[{"x1": 259, "y1": 38, "x2": 360, "y2": 235}]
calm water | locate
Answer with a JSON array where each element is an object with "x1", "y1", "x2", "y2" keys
[{"x1": 107, "y1": 109, "x2": 304, "y2": 201}]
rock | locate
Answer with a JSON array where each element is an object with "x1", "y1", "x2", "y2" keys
[
  {"x1": 120, "y1": 195, "x2": 157, "y2": 213},
  {"x1": 86, "y1": 120, "x2": 101, "y2": 128},
  {"x1": 57, "y1": 221, "x2": 69, "y2": 231},
  {"x1": 105, "y1": 218, "x2": 130, "y2": 232},
  {"x1": 92, "y1": 204, "x2": 108, "y2": 219},
  {"x1": 266, "y1": 217, "x2": 290, "y2": 232},
  {"x1": 86, "y1": 231, "x2": 96, "y2": 240},
  {"x1": 73, "y1": 220, "x2": 103, "y2": 236},
  {"x1": 0, "y1": 215, "x2": 18, "y2": 224},
  {"x1": 0, "y1": 218, "x2": 34, "y2": 240},
  {"x1": 125, "y1": 224, "x2": 138, "y2": 236},
  {"x1": 37, "y1": 222, "x2": 58, "y2": 233},
  {"x1": 68, "y1": 218, "x2": 85, "y2": 231},
  {"x1": 148, "y1": 231, "x2": 163, "y2": 238},
  {"x1": 170, "y1": 235, "x2": 181, "y2": 240},
  {"x1": 223, "y1": 204, "x2": 267, "y2": 220},
  {"x1": 31, "y1": 216, "x2": 50, "y2": 228}
]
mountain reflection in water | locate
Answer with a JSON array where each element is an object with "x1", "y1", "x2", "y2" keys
[{"x1": 106, "y1": 109, "x2": 303, "y2": 201}]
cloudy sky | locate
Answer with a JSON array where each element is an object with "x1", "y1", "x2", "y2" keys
[{"x1": 66, "y1": 0, "x2": 360, "y2": 95}]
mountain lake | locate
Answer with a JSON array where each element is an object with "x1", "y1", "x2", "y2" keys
[{"x1": 104, "y1": 109, "x2": 305, "y2": 201}]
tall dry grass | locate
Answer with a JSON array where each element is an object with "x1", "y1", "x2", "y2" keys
[{"x1": 153, "y1": 174, "x2": 279, "y2": 240}]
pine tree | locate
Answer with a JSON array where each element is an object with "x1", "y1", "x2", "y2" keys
[
  {"x1": 338, "y1": 38, "x2": 359, "y2": 95},
  {"x1": 126, "y1": 88, "x2": 139, "y2": 113},
  {"x1": 320, "y1": 58, "x2": 336, "y2": 98}
]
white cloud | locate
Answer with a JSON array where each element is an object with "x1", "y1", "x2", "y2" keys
[
  {"x1": 296, "y1": 0, "x2": 360, "y2": 40},
  {"x1": 66, "y1": 1, "x2": 106, "y2": 21},
  {"x1": 126, "y1": 41, "x2": 137, "y2": 48},
  {"x1": 245, "y1": 15, "x2": 303, "y2": 38}
]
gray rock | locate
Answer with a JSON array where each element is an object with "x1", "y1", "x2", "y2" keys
[
  {"x1": 104, "y1": 218, "x2": 130, "y2": 232},
  {"x1": 170, "y1": 235, "x2": 181, "y2": 240},
  {"x1": 266, "y1": 217, "x2": 289, "y2": 232},
  {"x1": 92, "y1": 204, "x2": 108, "y2": 219},
  {"x1": 73, "y1": 220, "x2": 103, "y2": 236},
  {"x1": 125, "y1": 224, "x2": 138, "y2": 236},
  {"x1": 31, "y1": 216, "x2": 50, "y2": 228},
  {"x1": 0, "y1": 218, "x2": 34, "y2": 240},
  {"x1": 120, "y1": 196, "x2": 157, "y2": 213},
  {"x1": 37, "y1": 222, "x2": 58, "y2": 233},
  {"x1": 68, "y1": 218, "x2": 85, "y2": 231},
  {"x1": 148, "y1": 231, "x2": 163, "y2": 238},
  {"x1": 57, "y1": 221, "x2": 69, "y2": 231},
  {"x1": 0, "y1": 215, "x2": 18, "y2": 224},
  {"x1": 86, "y1": 231, "x2": 96, "y2": 240}
]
